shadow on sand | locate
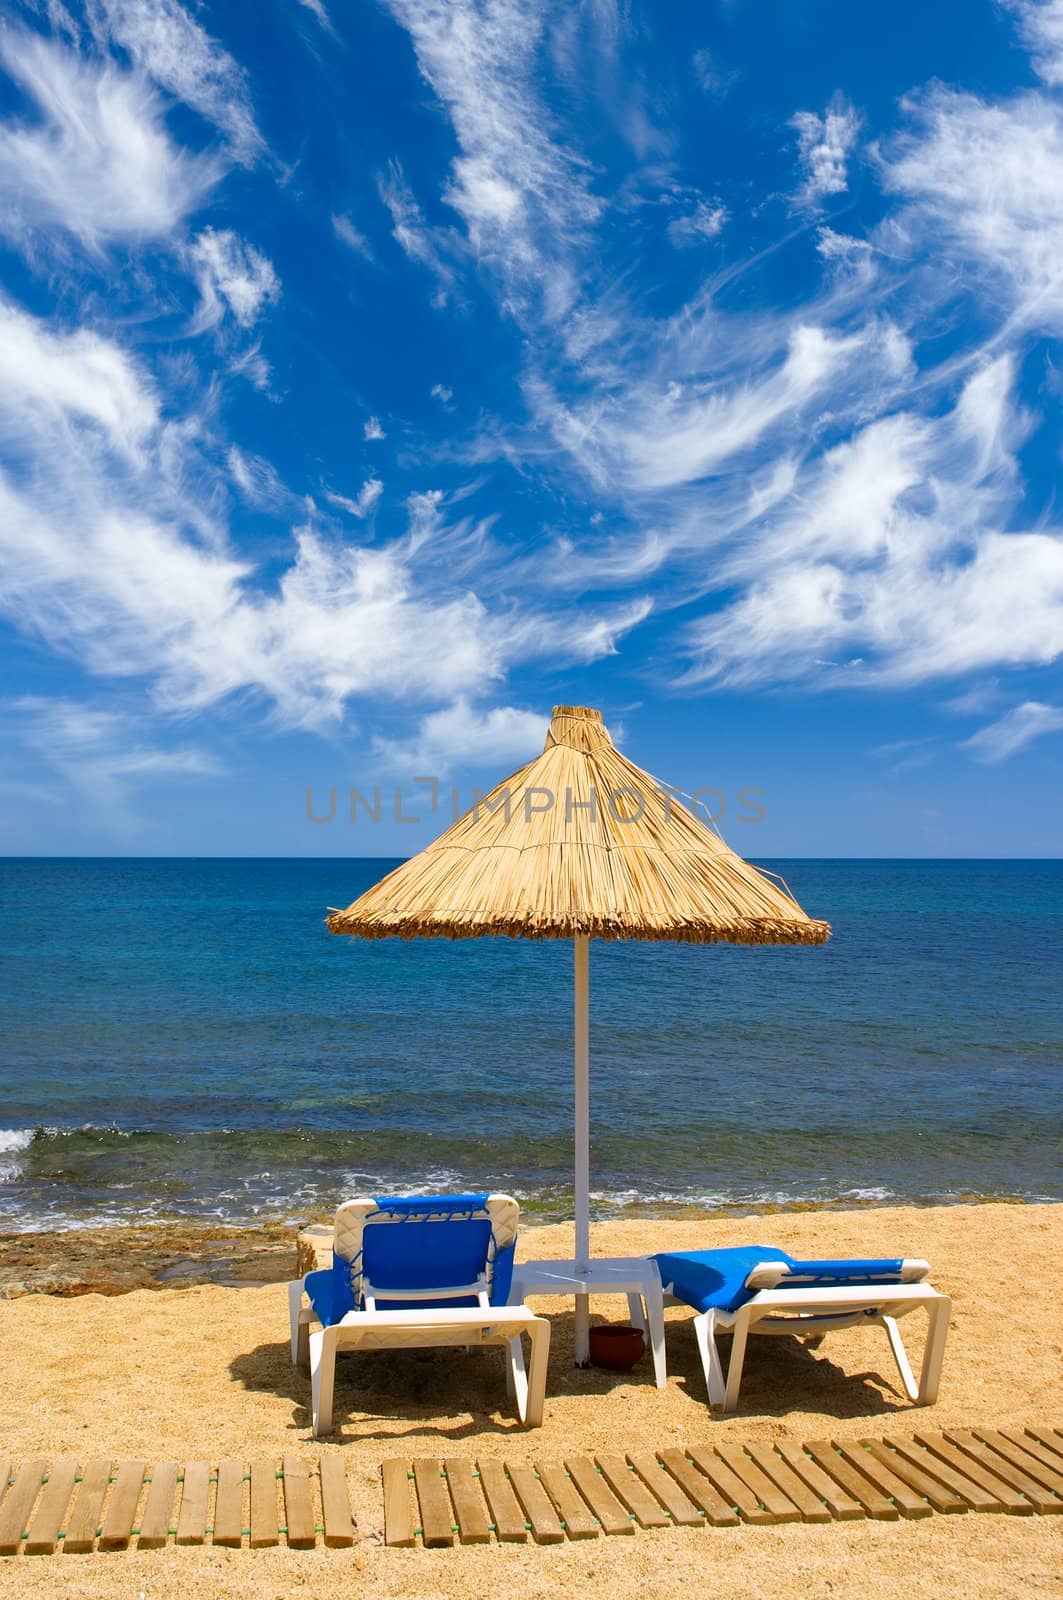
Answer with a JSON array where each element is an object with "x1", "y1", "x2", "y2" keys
[{"x1": 230, "y1": 1306, "x2": 916, "y2": 1443}]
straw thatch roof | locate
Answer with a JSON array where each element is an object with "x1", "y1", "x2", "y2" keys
[{"x1": 327, "y1": 706, "x2": 830, "y2": 946}]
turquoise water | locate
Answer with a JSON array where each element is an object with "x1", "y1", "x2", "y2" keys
[{"x1": 0, "y1": 858, "x2": 1060, "y2": 1229}]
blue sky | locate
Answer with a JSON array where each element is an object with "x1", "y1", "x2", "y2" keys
[{"x1": 1, "y1": 0, "x2": 1062, "y2": 857}]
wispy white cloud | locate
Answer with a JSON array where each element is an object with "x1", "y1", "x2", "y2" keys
[
  {"x1": 0, "y1": 294, "x2": 158, "y2": 456},
  {"x1": 190, "y1": 228, "x2": 280, "y2": 330},
  {"x1": 963, "y1": 699, "x2": 1063, "y2": 760},
  {"x1": 878, "y1": 83, "x2": 1063, "y2": 333},
  {"x1": 791, "y1": 93, "x2": 861, "y2": 204},
  {"x1": 382, "y1": 0, "x2": 600, "y2": 320},
  {"x1": 227, "y1": 446, "x2": 289, "y2": 509},
  {"x1": 817, "y1": 227, "x2": 872, "y2": 261},
  {"x1": 691, "y1": 47, "x2": 735, "y2": 97},
  {"x1": 0, "y1": 29, "x2": 219, "y2": 252},
  {"x1": 532, "y1": 321, "x2": 870, "y2": 495},
  {"x1": 294, "y1": 0, "x2": 333, "y2": 31},
  {"x1": 332, "y1": 212, "x2": 373, "y2": 260},
  {"x1": 11, "y1": 694, "x2": 221, "y2": 827},
  {"x1": 0, "y1": 297, "x2": 641, "y2": 733},
  {"x1": 667, "y1": 199, "x2": 727, "y2": 248},
  {"x1": 680, "y1": 357, "x2": 1063, "y2": 687},
  {"x1": 228, "y1": 342, "x2": 273, "y2": 394},
  {"x1": 1004, "y1": 0, "x2": 1063, "y2": 87},
  {"x1": 324, "y1": 477, "x2": 384, "y2": 518},
  {"x1": 87, "y1": 0, "x2": 262, "y2": 162},
  {"x1": 378, "y1": 161, "x2": 458, "y2": 303},
  {"x1": 372, "y1": 696, "x2": 547, "y2": 772},
  {"x1": 363, "y1": 415, "x2": 387, "y2": 441}
]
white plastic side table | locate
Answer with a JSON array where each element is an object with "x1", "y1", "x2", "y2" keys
[{"x1": 509, "y1": 1256, "x2": 667, "y2": 1388}]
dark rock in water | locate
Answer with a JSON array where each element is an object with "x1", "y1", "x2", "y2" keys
[{"x1": 0, "y1": 1220, "x2": 320, "y2": 1297}]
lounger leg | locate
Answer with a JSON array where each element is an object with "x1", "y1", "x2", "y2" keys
[
  {"x1": 643, "y1": 1276, "x2": 668, "y2": 1390},
  {"x1": 693, "y1": 1310, "x2": 726, "y2": 1411},
  {"x1": 506, "y1": 1333, "x2": 529, "y2": 1421},
  {"x1": 627, "y1": 1292, "x2": 647, "y2": 1334},
  {"x1": 883, "y1": 1315, "x2": 919, "y2": 1401},
  {"x1": 916, "y1": 1295, "x2": 951, "y2": 1406},
  {"x1": 309, "y1": 1326, "x2": 340, "y2": 1438},
  {"x1": 288, "y1": 1279, "x2": 310, "y2": 1367},
  {"x1": 523, "y1": 1316, "x2": 550, "y2": 1428},
  {"x1": 723, "y1": 1310, "x2": 751, "y2": 1413}
]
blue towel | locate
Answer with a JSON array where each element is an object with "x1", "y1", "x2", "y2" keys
[{"x1": 654, "y1": 1247, "x2": 907, "y2": 1314}]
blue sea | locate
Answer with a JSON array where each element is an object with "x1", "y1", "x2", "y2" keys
[{"x1": 0, "y1": 859, "x2": 1060, "y2": 1231}]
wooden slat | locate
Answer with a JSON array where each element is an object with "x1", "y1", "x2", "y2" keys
[
  {"x1": 657, "y1": 1449, "x2": 739, "y2": 1527},
  {"x1": 98, "y1": 1461, "x2": 145, "y2": 1551},
  {"x1": 442, "y1": 1459, "x2": 491, "y2": 1546},
  {"x1": 774, "y1": 1441, "x2": 865, "y2": 1521},
  {"x1": 744, "y1": 1443, "x2": 831, "y2": 1524},
  {"x1": 626, "y1": 1451, "x2": 704, "y2": 1527},
  {"x1": 412, "y1": 1459, "x2": 456, "y2": 1549},
  {"x1": 25, "y1": 1461, "x2": 78, "y2": 1556},
  {"x1": 974, "y1": 1430, "x2": 1063, "y2": 1499},
  {"x1": 536, "y1": 1462, "x2": 598, "y2": 1539},
  {"x1": 914, "y1": 1433, "x2": 1027, "y2": 1513},
  {"x1": 63, "y1": 1460, "x2": 112, "y2": 1554},
  {"x1": 381, "y1": 1461, "x2": 415, "y2": 1548},
  {"x1": 282, "y1": 1457, "x2": 316, "y2": 1549},
  {"x1": 1026, "y1": 1426, "x2": 1063, "y2": 1463},
  {"x1": 948, "y1": 1431, "x2": 1061, "y2": 1514},
  {"x1": 861, "y1": 1440, "x2": 967, "y2": 1514},
  {"x1": 683, "y1": 1446, "x2": 771, "y2": 1525},
  {"x1": 138, "y1": 1463, "x2": 179, "y2": 1549},
  {"x1": 954, "y1": 1440, "x2": 1063, "y2": 1510},
  {"x1": 249, "y1": 1460, "x2": 280, "y2": 1548},
  {"x1": 0, "y1": 1461, "x2": 45, "y2": 1556},
  {"x1": 833, "y1": 1441, "x2": 931, "y2": 1519},
  {"x1": 507, "y1": 1464, "x2": 564, "y2": 1544},
  {"x1": 175, "y1": 1461, "x2": 211, "y2": 1546},
  {"x1": 476, "y1": 1459, "x2": 527, "y2": 1544},
  {"x1": 802, "y1": 1442, "x2": 898, "y2": 1521},
  {"x1": 565, "y1": 1457, "x2": 634, "y2": 1536},
  {"x1": 886, "y1": 1437, "x2": 998, "y2": 1513},
  {"x1": 595, "y1": 1455, "x2": 669, "y2": 1529},
  {"x1": 714, "y1": 1443, "x2": 802, "y2": 1524},
  {"x1": 212, "y1": 1461, "x2": 245, "y2": 1549},
  {"x1": 319, "y1": 1457, "x2": 355, "y2": 1549},
  {"x1": 1003, "y1": 1430, "x2": 1063, "y2": 1486}
]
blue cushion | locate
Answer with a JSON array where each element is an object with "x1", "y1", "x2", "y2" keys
[
  {"x1": 305, "y1": 1265, "x2": 352, "y2": 1327},
  {"x1": 654, "y1": 1247, "x2": 907, "y2": 1314},
  {"x1": 308, "y1": 1193, "x2": 516, "y2": 1324}
]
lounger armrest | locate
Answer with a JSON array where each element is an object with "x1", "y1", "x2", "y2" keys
[
  {"x1": 332, "y1": 1305, "x2": 541, "y2": 1331},
  {"x1": 745, "y1": 1256, "x2": 932, "y2": 1291}
]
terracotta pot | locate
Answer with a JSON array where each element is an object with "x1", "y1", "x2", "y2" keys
[{"x1": 588, "y1": 1323, "x2": 646, "y2": 1371}]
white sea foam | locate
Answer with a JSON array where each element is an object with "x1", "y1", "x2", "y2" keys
[
  {"x1": 0, "y1": 1128, "x2": 34, "y2": 1185},
  {"x1": 0, "y1": 1129, "x2": 33, "y2": 1154}
]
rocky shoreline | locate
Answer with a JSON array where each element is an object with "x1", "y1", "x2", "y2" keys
[{"x1": 0, "y1": 1221, "x2": 333, "y2": 1298}]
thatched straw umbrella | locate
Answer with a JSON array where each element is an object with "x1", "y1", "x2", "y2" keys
[{"x1": 328, "y1": 705, "x2": 829, "y2": 1362}]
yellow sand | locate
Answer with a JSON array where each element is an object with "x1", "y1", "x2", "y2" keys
[{"x1": 0, "y1": 1203, "x2": 1060, "y2": 1598}]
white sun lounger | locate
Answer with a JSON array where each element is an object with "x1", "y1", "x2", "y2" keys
[
  {"x1": 654, "y1": 1246, "x2": 951, "y2": 1414},
  {"x1": 288, "y1": 1192, "x2": 550, "y2": 1437}
]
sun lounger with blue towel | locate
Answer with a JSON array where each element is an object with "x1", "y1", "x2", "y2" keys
[
  {"x1": 288, "y1": 1193, "x2": 550, "y2": 1437},
  {"x1": 654, "y1": 1246, "x2": 951, "y2": 1414}
]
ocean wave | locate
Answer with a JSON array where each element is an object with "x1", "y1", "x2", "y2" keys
[{"x1": 0, "y1": 1128, "x2": 34, "y2": 1185}]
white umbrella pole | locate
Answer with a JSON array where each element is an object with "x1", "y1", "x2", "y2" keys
[{"x1": 574, "y1": 934, "x2": 590, "y2": 1365}]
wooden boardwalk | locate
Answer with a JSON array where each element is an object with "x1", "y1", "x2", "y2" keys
[
  {"x1": 3, "y1": 1426, "x2": 1060, "y2": 1556},
  {"x1": 0, "y1": 1458, "x2": 356, "y2": 1555},
  {"x1": 382, "y1": 1425, "x2": 1063, "y2": 1547}
]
